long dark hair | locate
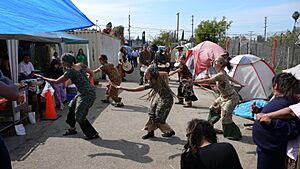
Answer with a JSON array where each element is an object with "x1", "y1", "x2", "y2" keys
[
  {"x1": 272, "y1": 72, "x2": 299, "y2": 101},
  {"x1": 144, "y1": 65, "x2": 175, "y2": 102},
  {"x1": 183, "y1": 119, "x2": 217, "y2": 155}
]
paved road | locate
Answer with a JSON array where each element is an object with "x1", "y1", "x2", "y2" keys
[{"x1": 5, "y1": 69, "x2": 257, "y2": 169}]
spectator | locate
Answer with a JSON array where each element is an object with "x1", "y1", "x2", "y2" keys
[
  {"x1": 257, "y1": 104, "x2": 300, "y2": 169},
  {"x1": 102, "y1": 22, "x2": 112, "y2": 34},
  {"x1": 181, "y1": 119, "x2": 243, "y2": 169},
  {"x1": 132, "y1": 48, "x2": 139, "y2": 67},
  {"x1": 252, "y1": 72, "x2": 300, "y2": 169},
  {"x1": 47, "y1": 59, "x2": 66, "y2": 110},
  {"x1": 76, "y1": 48, "x2": 87, "y2": 65},
  {"x1": 139, "y1": 46, "x2": 152, "y2": 85},
  {"x1": 18, "y1": 54, "x2": 35, "y2": 80}
]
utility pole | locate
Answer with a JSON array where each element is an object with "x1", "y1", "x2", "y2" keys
[
  {"x1": 128, "y1": 15, "x2": 131, "y2": 46},
  {"x1": 264, "y1": 17, "x2": 267, "y2": 41},
  {"x1": 191, "y1": 15, "x2": 194, "y2": 47},
  {"x1": 249, "y1": 31, "x2": 253, "y2": 54},
  {"x1": 176, "y1": 12, "x2": 180, "y2": 43}
]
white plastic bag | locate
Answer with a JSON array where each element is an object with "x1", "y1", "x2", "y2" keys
[
  {"x1": 15, "y1": 124, "x2": 26, "y2": 136},
  {"x1": 28, "y1": 112, "x2": 36, "y2": 124},
  {"x1": 41, "y1": 81, "x2": 54, "y2": 98}
]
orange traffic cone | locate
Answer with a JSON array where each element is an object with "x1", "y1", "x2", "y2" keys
[{"x1": 44, "y1": 89, "x2": 59, "y2": 120}]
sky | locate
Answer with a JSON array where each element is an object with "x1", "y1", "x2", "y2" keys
[{"x1": 72, "y1": 0, "x2": 300, "y2": 40}]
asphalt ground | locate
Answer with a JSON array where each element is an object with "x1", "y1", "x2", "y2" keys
[{"x1": 5, "y1": 69, "x2": 257, "y2": 169}]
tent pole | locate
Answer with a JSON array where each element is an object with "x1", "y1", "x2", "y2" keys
[
  {"x1": 86, "y1": 44, "x2": 90, "y2": 68},
  {"x1": 7, "y1": 39, "x2": 19, "y2": 83}
]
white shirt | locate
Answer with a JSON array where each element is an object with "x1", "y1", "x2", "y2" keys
[
  {"x1": 19, "y1": 61, "x2": 34, "y2": 76},
  {"x1": 287, "y1": 103, "x2": 300, "y2": 160}
]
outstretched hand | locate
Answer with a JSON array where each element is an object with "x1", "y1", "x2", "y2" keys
[{"x1": 33, "y1": 73, "x2": 44, "y2": 79}]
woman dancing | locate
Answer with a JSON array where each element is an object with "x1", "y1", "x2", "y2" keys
[
  {"x1": 115, "y1": 65, "x2": 176, "y2": 139},
  {"x1": 188, "y1": 53, "x2": 244, "y2": 140},
  {"x1": 35, "y1": 53, "x2": 99, "y2": 140}
]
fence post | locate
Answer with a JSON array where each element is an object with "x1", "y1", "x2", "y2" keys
[{"x1": 272, "y1": 38, "x2": 277, "y2": 69}]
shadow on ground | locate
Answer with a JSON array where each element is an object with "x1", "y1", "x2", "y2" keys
[
  {"x1": 88, "y1": 138, "x2": 153, "y2": 163},
  {"x1": 4, "y1": 86, "x2": 109, "y2": 161}
]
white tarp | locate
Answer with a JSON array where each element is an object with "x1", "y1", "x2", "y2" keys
[{"x1": 228, "y1": 54, "x2": 275, "y2": 101}]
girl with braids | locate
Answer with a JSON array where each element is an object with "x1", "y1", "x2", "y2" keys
[
  {"x1": 35, "y1": 53, "x2": 99, "y2": 140},
  {"x1": 181, "y1": 119, "x2": 243, "y2": 169},
  {"x1": 187, "y1": 53, "x2": 244, "y2": 140},
  {"x1": 252, "y1": 72, "x2": 300, "y2": 169},
  {"x1": 115, "y1": 65, "x2": 176, "y2": 139}
]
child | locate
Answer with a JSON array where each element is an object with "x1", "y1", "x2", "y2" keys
[
  {"x1": 252, "y1": 72, "x2": 299, "y2": 169},
  {"x1": 116, "y1": 65, "x2": 176, "y2": 139},
  {"x1": 189, "y1": 53, "x2": 244, "y2": 140},
  {"x1": 169, "y1": 60, "x2": 198, "y2": 107},
  {"x1": 94, "y1": 54, "x2": 124, "y2": 107}
]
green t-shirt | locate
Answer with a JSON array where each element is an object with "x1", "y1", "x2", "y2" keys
[{"x1": 76, "y1": 54, "x2": 86, "y2": 64}]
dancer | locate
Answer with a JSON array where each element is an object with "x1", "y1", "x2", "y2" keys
[
  {"x1": 115, "y1": 65, "x2": 176, "y2": 139},
  {"x1": 181, "y1": 119, "x2": 243, "y2": 169},
  {"x1": 93, "y1": 54, "x2": 124, "y2": 107},
  {"x1": 35, "y1": 53, "x2": 99, "y2": 140},
  {"x1": 188, "y1": 53, "x2": 244, "y2": 140},
  {"x1": 169, "y1": 60, "x2": 198, "y2": 107}
]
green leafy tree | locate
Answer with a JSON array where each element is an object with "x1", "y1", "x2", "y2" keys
[
  {"x1": 194, "y1": 16, "x2": 232, "y2": 46},
  {"x1": 152, "y1": 31, "x2": 176, "y2": 46}
]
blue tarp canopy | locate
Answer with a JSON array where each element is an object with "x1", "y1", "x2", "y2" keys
[
  {"x1": 0, "y1": 32, "x2": 88, "y2": 44},
  {"x1": 0, "y1": 0, "x2": 94, "y2": 34}
]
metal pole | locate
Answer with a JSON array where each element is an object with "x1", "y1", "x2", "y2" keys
[
  {"x1": 291, "y1": 21, "x2": 297, "y2": 67},
  {"x1": 264, "y1": 17, "x2": 267, "y2": 41},
  {"x1": 191, "y1": 15, "x2": 194, "y2": 46},
  {"x1": 176, "y1": 12, "x2": 179, "y2": 43},
  {"x1": 128, "y1": 15, "x2": 131, "y2": 46}
]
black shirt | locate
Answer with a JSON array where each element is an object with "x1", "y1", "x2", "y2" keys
[{"x1": 181, "y1": 142, "x2": 243, "y2": 169}]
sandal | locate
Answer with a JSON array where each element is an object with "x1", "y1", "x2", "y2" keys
[
  {"x1": 63, "y1": 129, "x2": 77, "y2": 136},
  {"x1": 85, "y1": 133, "x2": 100, "y2": 140}
]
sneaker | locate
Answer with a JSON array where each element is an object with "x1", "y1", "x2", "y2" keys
[
  {"x1": 85, "y1": 133, "x2": 100, "y2": 140},
  {"x1": 162, "y1": 130, "x2": 175, "y2": 137},
  {"x1": 101, "y1": 99, "x2": 110, "y2": 103},
  {"x1": 114, "y1": 102, "x2": 124, "y2": 107},
  {"x1": 63, "y1": 129, "x2": 77, "y2": 136},
  {"x1": 142, "y1": 131, "x2": 154, "y2": 139}
]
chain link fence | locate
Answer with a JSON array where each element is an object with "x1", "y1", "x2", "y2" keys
[{"x1": 227, "y1": 33, "x2": 300, "y2": 71}]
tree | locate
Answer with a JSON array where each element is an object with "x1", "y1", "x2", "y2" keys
[
  {"x1": 194, "y1": 16, "x2": 232, "y2": 46},
  {"x1": 152, "y1": 31, "x2": 176, "y2": 46}
]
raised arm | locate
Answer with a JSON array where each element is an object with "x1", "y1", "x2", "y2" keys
[
  {"x1": 192, "y1": 76, "x2": 217, "y2": 85},
  {"x1": 35, "y1": 74, "x2": 68, "y2": 85},
  {"x1": 118, "y1": 85, "x2": 146, "y2": 92},
  {"x1": 93, "y1": 67, "x2": 101, "y2": 74},
  {"x1": 169, "y1": 68, "x2": 180, "y2": 77},
  {"x1": 228, "y1": 76, "x2": 244, "y2": 87}
]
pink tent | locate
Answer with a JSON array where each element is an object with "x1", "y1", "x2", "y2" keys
[{"x1": 187, "y1": 41, "x2": 225, "y2": 75}]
